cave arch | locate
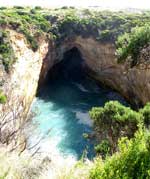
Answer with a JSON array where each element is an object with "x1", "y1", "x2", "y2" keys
[{"x1": 44, "y1": 46, "x2": 89, "y2": 83}]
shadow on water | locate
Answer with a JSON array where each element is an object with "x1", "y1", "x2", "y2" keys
[{"x1": 31, "y1": 47, "x2": 127, "y2": 159}]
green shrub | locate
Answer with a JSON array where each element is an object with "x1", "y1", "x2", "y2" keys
[
  {"x1": 34, "y1": 6, "x2": 42, "y2": 10},
  {"x1": 116, "y1": 24, "x2": 150, "y2": 66},
  {"x1": 90, "y1": 101, "x2": 142, "y2": 153},
  {"x1": 0, "y1": 18, "x2": 7, "y2": 26},
  {"x1": 30, "y1": 9, "x2": 36, "y2": 14},
  {"x1": 0, "y1": 30, "x2": 16, "y2": 72},
  {"x1": 95, "y1": 139, "x2": 111, "y2": 157},
  {"x1": 0, "y1": 7, "x2": 51, "y2": 53},
  {"x1": 139, "y1": 103, "x2": 150, "y2": 127},
  {"x1": 99, "y1": 30, "x2": 111, "y2": 41},
  {"x1": 61, "y1": 6, "x2": 68, "y2": 9},
  {"x1": 0, "y1": 7, "x2": 7, "y2": 10},
  {"x1": 16, "y1": 11, "x2": 28, "y2": 16},
  {"x1": 48, "y1": 8, "x2": 150, "y2": 45},
  {"x1": 0, "y1": 90, "x2": 7, "y2": 104},
  {"x1": 90, "y1": 129, "x2": 150, "y2": 179},
  {"x1": 13, "y1": 6, "x2": 24, "y2": 9}
]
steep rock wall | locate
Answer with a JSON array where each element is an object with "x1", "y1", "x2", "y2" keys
[
  {"x1": 40, "y1": 36, "x2": 150, "y2": 106},
  {"x1": 0, "y1": 30, "x2": 48, "y2": 148},
  {"x1": 72, "y1": 37, "x2": 150, "y2": 106}
]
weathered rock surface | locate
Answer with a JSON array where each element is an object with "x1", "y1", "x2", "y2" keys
[
  {"x1": 1, "y1": 32, "x2": 150, "y2": 149},
  {"x1": 0, "y1": 30, "x2": 48, "y2": 149},
  {"x1": 40, "y1": 36, "x2": 150, "y2": 106}
]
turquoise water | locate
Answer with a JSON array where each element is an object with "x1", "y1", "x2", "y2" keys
[{"x1": 28, "y1": 49, "x2": 126, "y2": 159}]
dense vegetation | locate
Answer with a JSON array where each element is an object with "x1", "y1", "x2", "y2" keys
[
  {"x1": 0, "y1": 7, "x2": 51, "y2": 51},
  {"x1": 0, "y1": 30, "x2": 15, "y2": 72},
  {"x1": 90, "y1": 101, "x2": 150, "y2": 155},
  {"x1": 48, "y1": 8, "x2": 150, "y2": 66},
  {"x1": 48, "y1": 8, "x2": 150, "y2": 41},
  {"x1": 116, "y1": 24, "x2": 150, "y2": 67},
  {"x1": 87, "y1": 101, "x2": 150, "y2": 179},
  {"x1": 90, "y1": 101, "x2": 141, "y2": 155},
  {"x1": 90, "y1": 129, "x2": 150, "y2": 179},
  {"x1": 0, "y1": 7, "x2": 150, "y2": 71}
]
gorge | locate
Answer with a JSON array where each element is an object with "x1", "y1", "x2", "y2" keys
[
  {"x1": 25, "y1": 46, "x2": 126, "y2": 160},
  {"x1": 0, "y1": 6, "x2": 150, "y2": 179}
]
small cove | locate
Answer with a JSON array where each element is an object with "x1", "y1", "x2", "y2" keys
[{"x1": 26, "y1": 47, "x2": 127, "y2": 160}]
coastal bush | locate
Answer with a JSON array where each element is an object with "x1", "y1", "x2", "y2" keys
[
  {"x1": 34, "y1": 6, "x2": 42, "y2": 10},
  {"x1": 51, "y1": 128, "x2": 150, "y2": 179},
  {"x1": 89, "y1": 101, "x2": 142, "y2": 153},
  {"x1": 48, "y1": 8, "x2": 150, "y2": 44},
  {"x1": 0, "y1": 30, "x2": 16, "y2": 72},
  {"x1": 0, "y1": 7, "x2": 7, "y2": 10},
  {"x1": 139, "y1": 103, "x2": 150, "y2": 127},
  {"x1": 94, "y1": 139, "x2": 111, "y2": 157},
  {"x1": 116, "y1": 24, "x2": 150, "y2": 66},
  {"x1": 90, "y1": 129, "x2": 150, "y2": 179},
  {"x1": 0, "y1": 8, "x2": 51, "y2": 51},
  {"x1": 30, "y1": 8, "x2": 37, "y2": 14},
  {"x1": 13, "y1": 6, "x2": 24, "y2": 9}
]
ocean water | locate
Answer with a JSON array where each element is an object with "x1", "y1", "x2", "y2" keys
[{"x1": 26, "y1": 48, "x2": 127, "y2": 160}]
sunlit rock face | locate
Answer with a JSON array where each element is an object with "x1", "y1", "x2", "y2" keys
[
  {"x1": 0, "y1": 30, "x2": 49, "y2": 149},
  {"x1": 40, "y1": 36, "x2": 150, "y2": 106}
]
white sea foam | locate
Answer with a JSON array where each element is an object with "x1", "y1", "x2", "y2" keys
[
  {"x1": 24, "y1": 82, "x2": 97, "y2": 178},
  {"x1": 76, "y1": 111, "x2": 93, "y2": 127},
  {"x1": 26, "y1": 131, "x2": 77, "y2": 179}
]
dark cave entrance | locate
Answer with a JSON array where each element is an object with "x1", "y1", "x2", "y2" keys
[{"x1": 45, "y1": 47, "x2": 88, "y2": 84}]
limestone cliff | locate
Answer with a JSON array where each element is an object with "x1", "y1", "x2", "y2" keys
[
  {"x1": 0, "y1": 30, "x2": 150, "y2": 149},
  {"x1": 40, "y1": 36, "x2": 150, "y2": 106},
  {"x1": 0, "y1": 30, "x2": 48, "y2": 148}
]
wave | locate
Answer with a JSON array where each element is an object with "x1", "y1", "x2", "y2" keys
[{"x1": 25, "y1": 131, "x2": 77, "y2": 179}]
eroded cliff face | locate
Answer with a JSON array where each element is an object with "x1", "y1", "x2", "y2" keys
[
  {"x1": 0, "y1": 32, "x2": 150, "y2": 149},
  {"x1": 40, "y1": 36, "x2": 150, "y2": 106},
  {"x1": 70, "y1": 37, "x2": 150, "y2": 106},
  {"x1": 0, "y1": 30, "x2": 48, "y2": 149}
]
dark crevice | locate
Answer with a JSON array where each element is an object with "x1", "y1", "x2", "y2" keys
[{"x1": 46, "y1": 47, "x2": 86, "y2": 83}]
